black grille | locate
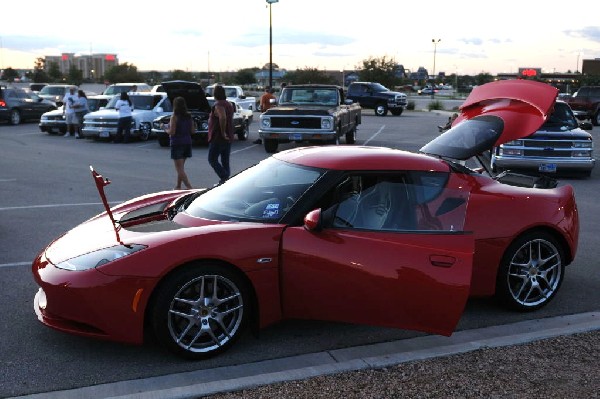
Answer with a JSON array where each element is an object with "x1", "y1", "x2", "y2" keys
[{"x1": 271, "y1": 117, "x2": 321, "y2": 129}]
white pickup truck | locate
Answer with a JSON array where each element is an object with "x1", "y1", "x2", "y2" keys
[{"x1": 205, "y1": 84, "x2": 256, "y2": 111}]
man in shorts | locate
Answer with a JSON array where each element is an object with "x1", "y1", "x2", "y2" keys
[{"x1": 62, "y1": 86, "x2": 79, "y2": 137}]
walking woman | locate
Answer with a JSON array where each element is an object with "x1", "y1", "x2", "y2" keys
[
  {"x1": 164, "y1": 96, "x2": 195, "y2": 190},
  {"x1": 207, "y1": 85, "x2": 235, "y2": 184}
]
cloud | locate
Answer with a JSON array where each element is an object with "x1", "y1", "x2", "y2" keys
[
  {"x1": 460, "y1": 37, "x2": 484, "y2": 46},
  {"x1": 565, "y1": 26, "x2": 600, "y2": 42},
  {"x1": 232, "y1": 29, "x2": 354, "y2": 47}
]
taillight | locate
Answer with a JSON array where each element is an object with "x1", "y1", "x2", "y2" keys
[{"x1": 0, "y1": 100, "x2": 6, "y2": 107}]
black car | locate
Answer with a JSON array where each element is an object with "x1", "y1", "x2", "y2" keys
[
  {"x1": 152, "y1": 81, "x2": 248, "y2": 146},
  {"x1": 0, "y1": 86, "x2": 57, "y2": 125}
]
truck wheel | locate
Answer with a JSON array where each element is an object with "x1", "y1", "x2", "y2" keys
[
  {"x1": 593, "y1": 111, "x2": 600, "y2": 126},
  {"x1": 375, "y1": 104, "x2": 388, "y2": 117},
  {"x1": 264, "y1": 139, "x2": 278, "y2": 153},
  {"x1": 237, "y1": 121, "x2": 249, "y2": 141},
  {"x1": 391, "y1": 108, "x2": 403, "y2": 116}
]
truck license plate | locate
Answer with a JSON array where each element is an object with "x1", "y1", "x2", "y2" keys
[
  {"x1": 539, "y1": 163, "x2": 557, "y2": 173},
  {"x1": 99, "y1": 131, "x2": 110, "y2": 138},
  {"x1": 289, "y1": 133, "x2": 302, "y2": 141}
]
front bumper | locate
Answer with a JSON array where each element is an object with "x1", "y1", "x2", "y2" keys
[
  {"x1": 39, "y1": 120, "x2": 67, "y2": 133},
  {"x1": 258, "y1": 129, "x2": 336, "y2": 142},
  {"x1": 494, "y1": 155, "x2": 595, "y2": 172}
]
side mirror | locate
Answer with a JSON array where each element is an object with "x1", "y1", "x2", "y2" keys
[
  {"x1": 579, "y1": 121, "x2": 593, "y2": 131},
  {"x1": 303, "y1": 208, "x2": 322, "y2": 231},
  {"x1": 156, "y1": 107, "x2": 164, "y2": 113}
]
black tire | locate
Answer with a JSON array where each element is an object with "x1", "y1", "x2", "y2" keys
[
  {"x1": 345, "y1": 126, "x2": 356, "y2": 144},
  {"x1": 592, "y1": 110, "x2": 600, "y2": 126},
  {"x1": 390, "y1": 108, "x2": 403, "y2": 116},
  {"x1": 237, "y1": 121, "x2": 249, "y2": 141},
  {"x1": 495, "y1": 231, "x2": 565, "y2": 311},
  {"x1": 9, "y1": 109, "x2": 21, "y2": 125},
  {"x1": 264, "y1": 139, "x2": 278, "y2": 153},
  {"x1": 139, "y1": 123, "x2": 151, "y2": 141},
  {"x1": 151, "y1": 264, "x2": 249, "y2": 359},
  {"x1": 375, "y1": 104, "x2": 388, "y2": 116},
  {"x1": 158, "y1": 137, "x2": 170, "y2": 147}
]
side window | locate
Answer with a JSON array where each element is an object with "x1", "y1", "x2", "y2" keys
[{"x1": 323, "y1": 174, "x2": 416, "y2": 231}]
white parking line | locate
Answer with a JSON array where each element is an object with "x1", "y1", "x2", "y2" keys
[
  {"x1": 0, "y1": 262, "x2": 31, "y2": 268},
  {"x1": 0, "y1": 178, "x2": 17, "y2": 182},
  {"x1": 363, "y1": 125, "x2": 386, "y2": 146},
  {"x1": 232, "y1": 144, "x2": 259, "y2": 154},
  {"x1": 0, "y1": 202, "x2": 123, "y2": 211}
]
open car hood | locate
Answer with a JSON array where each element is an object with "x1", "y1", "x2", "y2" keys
[
  {"x1": 421, "y1": 80, "x2": 558, "y2": 160},
  {"x1": 161, "y1": 80, "x2": 211, "y2": 113}
]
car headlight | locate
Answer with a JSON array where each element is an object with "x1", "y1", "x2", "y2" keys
[
  {"x1": 499, "y1": 148, "x2": 523, "y2": 156},
  {"x1": 321, "y1": 117, "x2": 333, "y2": 130},
  {"x1": 55, "y1": 244, "x2": 146, "y2": 271},
  {"x1": 572, "y1": 150, "x2": 592, "y2": 157},
  {"x1": 200, "y1": 120, "x2": 209, "y2": 130},
  {"x1": 261, "y1": 117, "x2": 271, "y2": 128}
]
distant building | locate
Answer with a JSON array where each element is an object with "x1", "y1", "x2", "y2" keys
[
  {"x1": 582, "y1": 59, "x2": 600, "y2": 76},
  {"x1": 44, "y1": 53, "x2": 119, "y2": 80}
]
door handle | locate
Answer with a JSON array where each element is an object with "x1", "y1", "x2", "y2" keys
[{"x1": 429, "y1": 255, "x2": 456, "y2": 268}]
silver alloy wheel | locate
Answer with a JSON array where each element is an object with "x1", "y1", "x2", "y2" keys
[
  {"x1": 506, "y1": 238, "x2": 562, "y2": 308},
  {"x1": 10, "y1": 109, "x2": 21, "y2": 125},
  {"x1": 167, "y1": 274, "x2": 244, "y2": 354}
]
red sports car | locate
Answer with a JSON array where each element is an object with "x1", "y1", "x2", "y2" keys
[{"x1": 32, "y1": 80, "x2": 579, "y2": 359}]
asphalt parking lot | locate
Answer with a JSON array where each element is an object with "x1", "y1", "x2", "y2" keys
[{"x1": 1, "y1": 110, "x2": 599, "y2": 398}]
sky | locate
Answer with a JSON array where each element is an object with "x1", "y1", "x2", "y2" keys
[{"x1": 1, "y1": 0, "x2": 599, "y2": 77}]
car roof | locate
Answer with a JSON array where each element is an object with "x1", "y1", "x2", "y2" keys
[{"x1": 274, "y1": 146, "x2": 449, "y2": 172}]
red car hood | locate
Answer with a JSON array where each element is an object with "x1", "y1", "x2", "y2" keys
[{"x1": 421, "y1": 80, "x2": 559, "y2": 160}]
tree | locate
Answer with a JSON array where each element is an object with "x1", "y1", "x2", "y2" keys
[
  {"x1": 31, "y1": 58, "x2": 50, "y2": 83},
  {"x1": 169, "y1": 69, "x2": 193, "y2": 81},
  {"x1": 104, "y1": 62, "x2": 143, "y2": 83},
  {"x1": 283, "y1": 67, "x2": 336, "y2": 85},
  {"x1": 358, "y1": 56, "x2": 399, "y2": 89},
  {"x1": 233, "y1": 68, "x2": 258, "y2": 85},
  {"x1": 67, "y1": 65, "x2": 83, "y2": 85},
  {"x1": 143, "y1": 70, "x2": 163, "y2": 85},
  {"x1": 47, "y1": 62, "x2": 62, "y2": 82},
  {"x1": 1, "y1": 67, "x2": 20, "y2": 82},
  {"x1": 475, "y1": 72, "x2": 494, "y2": 86}
]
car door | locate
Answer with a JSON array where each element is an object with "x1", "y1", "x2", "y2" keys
[{"x1": 280, "y1": 173, "x2": 474, "y2": 336}]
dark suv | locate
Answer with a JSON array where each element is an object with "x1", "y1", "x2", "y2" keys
[
  {"x1": 346, "y1": 82, "x2": 407, "y2": 116},
  {"x1": 0, "y1": 86, "x2": 57, "y2": 125},
  {"x1": 565, "y1": 86, "x2": 600, "y2": 126}
]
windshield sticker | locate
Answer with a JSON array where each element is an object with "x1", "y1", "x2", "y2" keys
[{"x1": 263, "y1": 203, "x2": 280, "y2": 218}]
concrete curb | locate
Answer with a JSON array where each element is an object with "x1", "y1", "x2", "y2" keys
[{"x1": 14, "y1": 312, "x2": 599, "y2": 399}]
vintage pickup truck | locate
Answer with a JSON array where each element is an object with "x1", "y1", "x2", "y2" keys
[
  {"x1": 258, "y1": 84, "x2": 362, "y2": 153},
  {"x1": 205, "y1": 84, "x2": 256, "y2": 111}
]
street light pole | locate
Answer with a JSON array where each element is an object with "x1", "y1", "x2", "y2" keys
[
  {"x1": 431, "y1": 38, "x2": 441, "y2": 99},
  {"x1": 266, "y1": 0, "x2": 279, "y2": 90}
]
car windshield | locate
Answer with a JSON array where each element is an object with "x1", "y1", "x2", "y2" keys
[
  {"x1": 541, "y1": 102, "x2": 578, "y2": 130},
  {"x1": 40, "y1": 86, "x2": 67, "y2": 95},
  {"x1": 279, "y1": 88, "x2": 339, "y2": 106},
  {"x1": 105, "y1": 95, "x2": 161, "y2": 110},
  {"x1": 103, "y1": 86, "x2": 132, "y2": 95},
  {"x1": 185, "y1": 157, "x2": 324, "y2": 222}
]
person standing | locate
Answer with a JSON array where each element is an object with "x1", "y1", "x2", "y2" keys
[
  {"x1": 208, "y1": 85, "x2": 235, "y2": 184},
  {"x1": 73, "y1": 90, "x2": 89, "y2": 139},
  {"x1": 163, "y1": 96, "x2": 195, "y2": 190},
  {"x1": 114, "y1": 92, "x2": 133, "y2": 143},
  {"x1": 259, "y1": 86, "x2": 276, "y2": 112},
  {"x1": 62, "y1": 86, "x2": 78, "y2": 137}
]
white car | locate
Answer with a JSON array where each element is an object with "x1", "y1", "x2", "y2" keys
[{"x1": 82, "y1": 92, "x2": 171, "y2": 141}]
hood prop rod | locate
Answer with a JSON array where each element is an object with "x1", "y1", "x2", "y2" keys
[{"x1": 90, "y1": 165, "x2": 123, "y2": 245}]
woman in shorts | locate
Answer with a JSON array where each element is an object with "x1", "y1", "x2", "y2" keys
[{"x1": 164, "y1": 96, "x2": 195, "y2": 190}]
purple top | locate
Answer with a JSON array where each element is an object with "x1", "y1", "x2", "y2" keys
[{"x1": 170, "y1": 115, "x2": 193, "y2": 146}]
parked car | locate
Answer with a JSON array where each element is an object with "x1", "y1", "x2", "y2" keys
[
  {"x1": 39, "y1": 95, "x2": 110, "y2": 135},
  {"x1": 31, "y1": 79, "x2": 579, "y2": 359},
  {"x1": 0, "y1": 86, "x2": 57, "y2": 125},
  {"x1": 38, "y1": 84, "x2": 77, "y2": 107},
  {"x1": 565, "y1": 86, "x2": 600, "y2": 126},
  {"x1": 153, "y1": 81, "x2": 249, "y2": 146},
  {"x1": 491, "y1": 101, "x2": 595, "y2": 176},
  {"x1": 102, "y1": 83, "x2": 151, "y2": 96},
  {"x1": 82, "y1": 92, "x2": 171, "y2": 141},
  {"x1": 346, "y1": 82, "x2": 407, "y2": 116},
  {"x1": 29, "y1": 83, "x2": 48, "y2": 94}
]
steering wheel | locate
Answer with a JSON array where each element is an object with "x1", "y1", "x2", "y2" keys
[{"x1": 222, "y1": 199, "x2": 250, "y2": 211}]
